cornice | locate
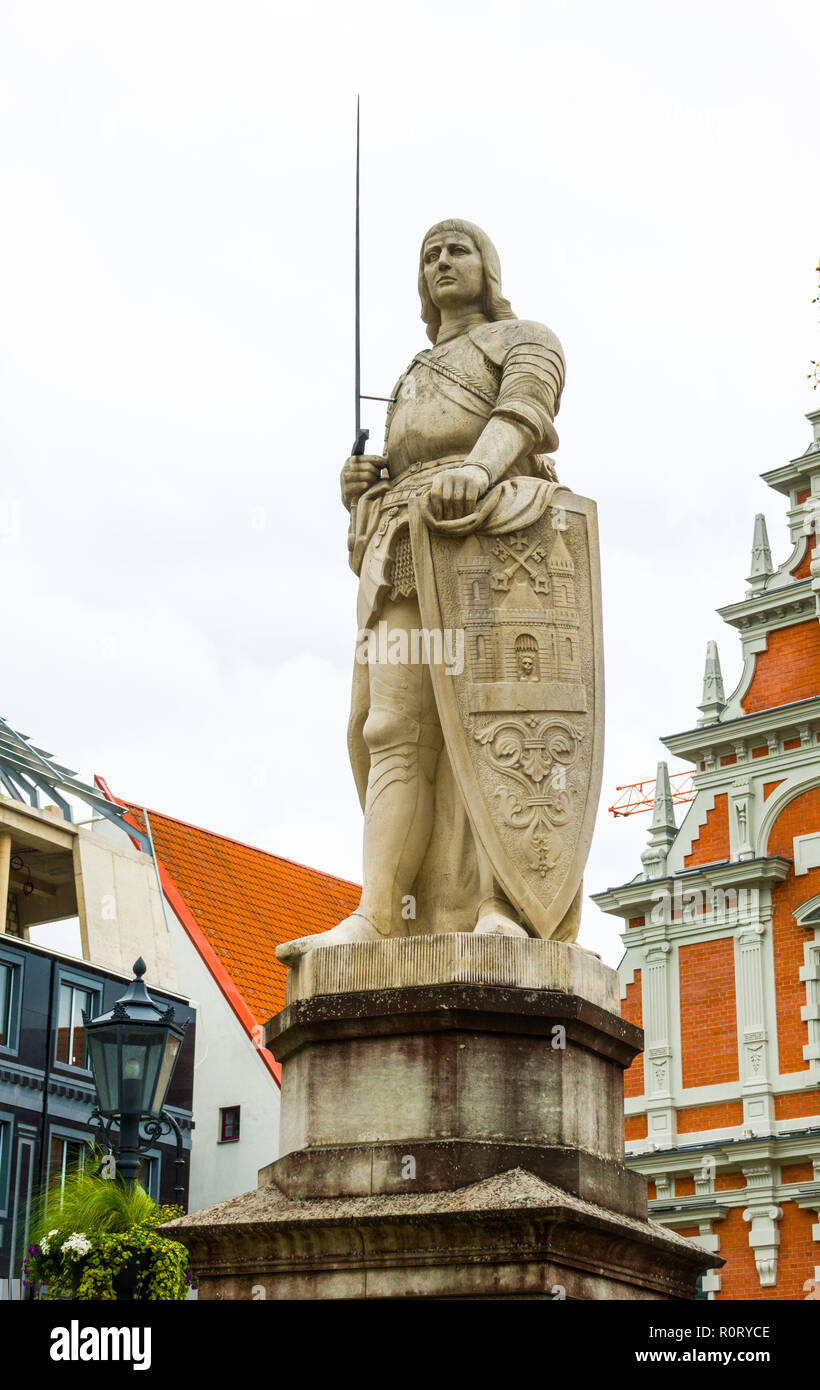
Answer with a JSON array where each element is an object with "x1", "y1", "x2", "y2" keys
[
  {"x1": 650, "y1": 1201, "x2": 729, "y2": 1225},
  {"x1": 0, "y1": 1062, "x2": 44, "y2": 1092},
  {"x1": 591, "y1": 856, "x2": 791, "y2": 918},
  {"x1": 662, "y1": 697, "x2": 820, "y2": 763},
  {"x1": 717, "y1": 578, "x2": 814, "y2": 634},
  {"x1": 48, "y1": 1077, "x2": 97, "y2": 1105},
  {"x1": 627, "y1": 1129, "x2": 820, "y2": 1176},
  {"x1": 0, "y1": 1061, "x2": 192, "y2": 1130},
  {"x1": 761, "y1": 450, "x2": 820, "y2": 497},
  {"x1": 0, "y1": 1063, "x2": 96, "y2": 1107}
]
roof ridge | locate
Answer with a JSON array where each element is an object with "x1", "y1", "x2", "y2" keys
[{"x1": 125, "y1": 800, "x2": 361, "y2": 893}]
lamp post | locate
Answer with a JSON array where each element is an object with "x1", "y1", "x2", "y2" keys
[{"x1": 84, "y1": 958, "x2": 188, "y2": 1205}]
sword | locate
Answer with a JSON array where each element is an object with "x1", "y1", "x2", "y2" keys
[{"x1": 351, "y1": 96, "x2": 369, "y2": 459}]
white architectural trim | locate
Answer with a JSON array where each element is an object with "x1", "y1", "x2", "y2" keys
[
  {"x1": 735, "y1": 919, "x2": 775, "y2": 1131},
  {"x1": 642, "y1": 942, "x2": 676, "y2": 1146},
  {"x1": 756, "y1": 771, "x2": 820, "y2": 857},
  {"x1": 793, "y1": 833, "x2": 820, "y2": 876},
  {"x1": 742, "y1": 1160, "x2": 783, "y2": 1289},
  {"x1": 795, "y1": 903, "x2": 820, "y2": 1077},
  {"x1": 794, "y1": 1161, "x2": 820, "y2": 1288},
  {"x1": 720, "y1": 651, "x2": 760, "y2": 722},
  {"x1": 664, "y1": 698, "x2": 820, "y2": 766},
  {"x1": 619, "y1": 955, "x2": 637, "y2": 1001}
]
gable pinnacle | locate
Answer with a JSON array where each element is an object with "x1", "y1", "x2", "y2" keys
[
  {"x1": 650, "y1": 760, "x2": 676, "y2": 833},
  {"x1": 747, "y1": 513, "x2": 773, "y2": 588},
  {"x1": 697, "y1": 640, "x2": 726, "y2": 725},
  {"x1": 640, "y1": 761, "x2": 677, "y2": 879}
]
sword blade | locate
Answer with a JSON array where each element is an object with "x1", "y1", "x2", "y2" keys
[{"x1": 352, "y1": 95, "x2": 369, "y2": 457}]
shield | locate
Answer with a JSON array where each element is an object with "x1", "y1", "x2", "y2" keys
[{"x1": 409, "y1": 488, "x2": 604, "y2": 940}]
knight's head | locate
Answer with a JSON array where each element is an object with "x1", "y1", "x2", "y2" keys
[{"x1": 418, "y1": 219, "x2": 516, "y2": 343}]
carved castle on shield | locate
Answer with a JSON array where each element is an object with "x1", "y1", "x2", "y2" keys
[{"x1": 458, "y1": 524, "x2": 587, "y2": 715}]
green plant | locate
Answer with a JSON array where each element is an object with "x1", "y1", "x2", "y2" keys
[
  {"x1": 26, "y1": 1147, "x2": 194, "y2": 1301},
  {"x1": 33, "y1": 1153, "x2": 156, "y2": 1245}
]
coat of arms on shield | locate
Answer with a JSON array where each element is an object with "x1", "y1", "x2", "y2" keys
[{"x1": 410, "y1": 488, "x2": 604, "y2": 941}]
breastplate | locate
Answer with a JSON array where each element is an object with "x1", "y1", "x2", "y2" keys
[{"x1": 385, "y1": 333, "x2": 500, "y2": 477}]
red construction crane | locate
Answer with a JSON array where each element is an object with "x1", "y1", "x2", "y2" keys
[{"x1": 608, "y1": 770, "x2": 696, "y2": 818}]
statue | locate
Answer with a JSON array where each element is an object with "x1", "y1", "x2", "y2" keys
[
  {"x1": 169, "y1": 218, "x2": 712, "y2": 1308},
  {"x1": 278, "y1": 219, "x2": 603, "y2": 963}
]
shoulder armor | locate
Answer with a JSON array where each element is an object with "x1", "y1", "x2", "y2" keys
[{"x1": 469, "y1": 318, "x2": 564, "y2": 367}]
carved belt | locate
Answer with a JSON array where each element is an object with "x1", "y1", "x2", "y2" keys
[{"x1": 380, "y1": 455, "x2": 467, "y2": 507}]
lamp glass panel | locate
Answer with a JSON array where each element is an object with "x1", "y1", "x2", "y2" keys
[
  {"x1": 121, "y1": 1028, "x2": 165, "y2": 1116},
  {"x1": 150, "y1": 1033, "x2": 181, "y2": 1114},
  {"x1": 86, "y1": 1027, "x2": 121, "y2": 1115}
]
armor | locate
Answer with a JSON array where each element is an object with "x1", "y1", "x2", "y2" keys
[{"x1": 349, "y1": 317, "x2": 566, "y2": 630}]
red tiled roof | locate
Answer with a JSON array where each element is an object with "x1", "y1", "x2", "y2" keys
[{"x1": 125, "y1": 804, "x2": 361, "y2": 1030}]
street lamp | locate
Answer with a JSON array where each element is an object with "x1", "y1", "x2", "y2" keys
[{"x1": 84, "y1": 957, "x2": 188, "y2": 1204}]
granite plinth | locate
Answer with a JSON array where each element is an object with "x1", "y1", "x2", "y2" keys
[
  {"x1": 165, "y1": 938, "x2": 720, "y2": 1298},
  {"x1": 166, "y1": 1167, "x2": 715, "y2": 1301}
]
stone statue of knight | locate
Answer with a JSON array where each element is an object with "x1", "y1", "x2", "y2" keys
[{"x1": 278, "y1": 219, "x2": 603, "y2": 963}]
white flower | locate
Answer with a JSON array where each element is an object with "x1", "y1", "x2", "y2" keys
[
  {"x1": 40, "y1": 1229, "x2": 59, "y2": 1255},
  {"x1": 61, "y1": 1232, "x2": 92, "y2": 1261}
]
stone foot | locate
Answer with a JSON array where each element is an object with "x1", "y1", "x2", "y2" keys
[
  {"x1": 473, "y1": 909, "x2": 529, "y2": 938},
  {"x1": 275, "y1": 913, "x2": 385, "y2": 966},
  {"x1": 570, "y1": 941, "x2": 602, "y2": 961}
]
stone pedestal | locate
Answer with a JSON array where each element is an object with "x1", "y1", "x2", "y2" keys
[{"x1": 166, "y1": 937, "x2": 718, "y2": 1299}]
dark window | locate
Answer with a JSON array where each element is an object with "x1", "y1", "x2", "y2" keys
[
  {"x1": 219, "y1": 1106, "x2": 240, "y2": 1143},
  {"x1": 0, "y1": 1119, "x2": 11, "y2": 1214},
  {"x1": 55, "y1": 981, "x2": 97, "y2": 1068},
  {"x1": 0, "y1": 961, "x2": 19, "y2": 1049},
  {"x1": 137, "y1": 1154, "x2": 159, "y2": 1200},
  {"x1": 49, "y1": 1135, "x2": 88, "y2": 1206}
]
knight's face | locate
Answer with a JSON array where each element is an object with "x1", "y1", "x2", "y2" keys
[{"x1": 422, "y1": 231, "x2": 484, "y2": 313}]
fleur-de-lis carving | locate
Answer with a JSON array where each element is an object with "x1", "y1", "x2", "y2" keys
[{"x1": 473, "y1": 716, "x2": 583, "y2": 877}]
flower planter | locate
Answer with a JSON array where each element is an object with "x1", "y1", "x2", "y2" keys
[{"x1": 112, "y1": 1252, "x2": 153, "y2": 1300}]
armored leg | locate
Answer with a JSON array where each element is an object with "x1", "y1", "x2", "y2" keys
[
  {"x1": 276, "y1": 596, "x2": 442, "y2": 963},
  {"x1": 357, "y1": 597, "x2": 443, "y2": 935}
]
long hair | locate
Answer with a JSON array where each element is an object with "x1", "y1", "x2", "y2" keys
[{"x1": 418, "y1": 219, "x2": 516, "y2": 344}]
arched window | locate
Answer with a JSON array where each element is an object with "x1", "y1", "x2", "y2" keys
[{"x1": 514, "y1": 633, "x2": 539, "y2": 681}]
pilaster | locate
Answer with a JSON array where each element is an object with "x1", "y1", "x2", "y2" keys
[
  {"x1": 735, "y1": 915, "x2": 776, "y2": 1132},
  {"x1": 642, "y1": 942, "x2": 676, "y2": 1146},
  {"x1": 729, "y1": 776, "x2": 754, "y2": 861}
]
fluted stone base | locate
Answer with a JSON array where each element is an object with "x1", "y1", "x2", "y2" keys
[{"x1": 166, "y1": 937, "x2": 719, "y2": 1299}]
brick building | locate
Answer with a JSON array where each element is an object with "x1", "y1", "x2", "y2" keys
[{"x1": 592, "y1": 409, "x2": 820, "y2": 1300}]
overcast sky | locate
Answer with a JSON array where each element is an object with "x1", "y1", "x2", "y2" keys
[{"x1": 2, "y1": 1, "x2": 819, "y2": 966}]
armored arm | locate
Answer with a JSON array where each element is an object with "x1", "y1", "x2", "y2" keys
[{"x1": 463, "y1": 322, "x2": 565, "y2": 486}]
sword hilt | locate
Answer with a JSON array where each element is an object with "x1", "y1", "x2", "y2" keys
[{"x1": 351, "y1": 427, "x2": 370, "y2": 457}]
